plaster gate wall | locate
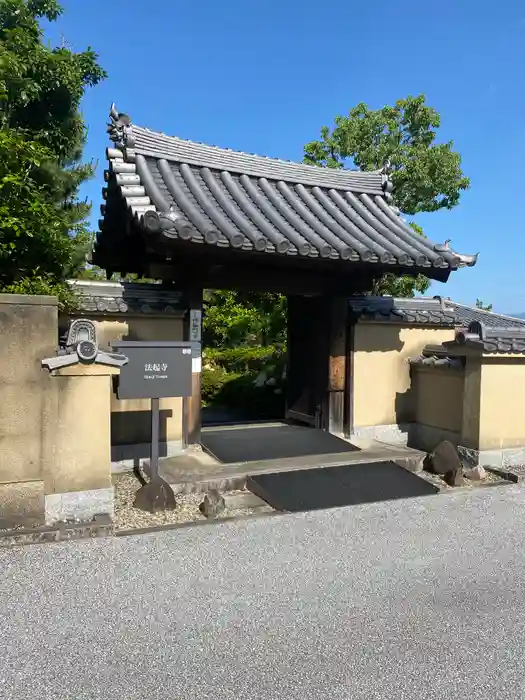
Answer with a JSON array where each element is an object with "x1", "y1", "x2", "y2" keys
[
  {"x1": 409, "y1": 363, "x2": 464, "y2": 450},
  {"x1": 351, "y1": 322, "x2": 455, "y2": 443},
  {"x1": 0, "y1": 294, "x2": 58, "y2": 525}
]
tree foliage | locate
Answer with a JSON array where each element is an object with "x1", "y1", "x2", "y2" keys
[
  {"x1": 304, "y1": 94, "x2": 470, "y2": 297},
  {"x1": 475, "y1": 299, "x2": 492, "y2": 312},
  {"x1": 203, "y1": 290, "x2": 286, "y2": 349},
  {"x1": 0, "y1": 0, "x2": 106, "y2": 304}
]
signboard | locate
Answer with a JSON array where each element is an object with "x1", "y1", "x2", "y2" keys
[
  {"x1": 189, "y1": 309, "x2": 202, "y2": 342},
  {"x1": 112, "y1": 341, "x2": 192, "y2": 400}
]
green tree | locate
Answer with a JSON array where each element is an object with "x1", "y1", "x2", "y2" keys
[
  {"x1": 304, "y1": 94, "x2": 470, "y2": 297},
  {"x1": 0, "y1": 0, "x2": 106, "y2": 306},
  {"x1": 475, "y1": 299, "x2": 492, "y2": 312},
  {"x1": 203, "y1": 290, "x2": 286, "y2": 349}
]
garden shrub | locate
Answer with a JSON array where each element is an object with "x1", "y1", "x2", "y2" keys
[
  {"x1": 201, "y1": 344, "x2": 287, "y2": 419},
  {"x1": 201, "y1": 366, "x2": 241, "y2": 405},
  {"x1": 203, "y1": 344, "x2": 285, "y2": 373}
]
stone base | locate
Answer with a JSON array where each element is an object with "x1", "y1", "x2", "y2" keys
[
  {"x1": 351, "y1": 423, "x2": 525, "y2": 470},
  {"x1": 350, "y1": 422, "x2": 460, "y2": 452},
  {"x1": 351, "y1": 423, "x2": 411, "y2": 446},
  {"x1": 45, "y1": 487, "x2": 114, "y2": 525},
  {"x1": 0, "y1": 514, "x2": 113, "y2": 548},
  {"x1": 458, "y1": 445, "x2": 525, "y2": 469},
  {"x1": 111, "y1": 440, "x2": 184, "y2": 473}
]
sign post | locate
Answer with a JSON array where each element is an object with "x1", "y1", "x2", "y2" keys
[{"x1": 112, "y1": 340, "x2": 193, "y2": 512}]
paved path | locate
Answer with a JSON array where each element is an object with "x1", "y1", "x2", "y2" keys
[{"x1": 2, "y1": 486, "x2": 525, "y2": 699}]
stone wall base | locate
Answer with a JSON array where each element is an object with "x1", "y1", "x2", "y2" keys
[
  {"x1": 351, "y1": 422, "x2": 525, "y2": 468},
  {"x1": 351, "y1": 422, "x2": 460, "y2": 450},
  {"x1": 0, "y1": 514, "x2": 113, "y2": 548},
  {"x1": 45, "y1": 487, "x2": 114, "y2": 525},
  {"x1": 458, "y1": 445, "x2": 525, "y2": 469}
]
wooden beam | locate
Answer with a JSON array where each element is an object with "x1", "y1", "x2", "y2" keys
[
  {"x1": 183, "y1": 287, "x2": 203, "y2": 447},
  {"x1": 344, "y1": 321, "x2": 356, "y2": 438},
  {"x1": 327, "y1": 296, "x2": 349, "y2": 437},
  {"x1": 148, "y1": 261, "x2": 375, "y2": 296}
]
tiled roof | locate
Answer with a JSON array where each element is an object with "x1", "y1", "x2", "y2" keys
[
  {"x1": 349, "y1": 295, "x2": 525, "y2": 330},
  {"x1": 409, "y1": 355, "x2": 464, "y2": 369},
  {"x1": 68, "y1": 280, "x2": 187, "y2": 316},
  {"x1": 95, "y1": 104, "x2": 478, "y2": 276},
  {"x1": 131, "y1": 125, "x2": 388, "y2": 194},
  {"x1": 449, "y1": 302, "x2": 525, "y2": 330},
  {"x1": 348, "y1": 296, "x2": 456, "y2": 325},
  {"x1": 456, "y1": 321, "x2": 525, "y2": 354}
]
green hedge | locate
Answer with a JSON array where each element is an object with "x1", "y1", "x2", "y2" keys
[
  {"x1": 201, "y1": 366, "x2": 242, "y2": 405},
  {"x1": 204, "y1": 345, "x2": 285, "y2": 373},
  {"x1": 201, "y1": 344, "x2": 286, "y2": 419},
  {"x1": 202, "y1": 368, "x2": 285, "y2": 419}
]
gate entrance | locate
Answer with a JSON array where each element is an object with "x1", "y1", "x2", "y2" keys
[
  {"x1": 286, "y1": 295, "x2": 329, "y2": 429},
  {"x1": 94, "y1": 103, "x2": 474, "y2": 454}
]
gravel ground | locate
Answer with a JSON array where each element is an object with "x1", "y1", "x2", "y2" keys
[
  {"x1": 3, "y1": 485, "x2": 525, "y2": 699},
  {"x1": 112, "y1": 471, "x2": 274, "y2": 531}
]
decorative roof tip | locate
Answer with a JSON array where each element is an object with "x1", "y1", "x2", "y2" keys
[
  {"x1": 370, "y1": 158, "x2": 394, "y2": 200},
  {"x1": 433, "y1": 239, "x2": 478, "y2": 268},
  {"x1": 109, "y1": 102, "x2": 131, "y2": 126},
  {"x1": 107, "y1": 103, "x2": 135, "y2": 153}
]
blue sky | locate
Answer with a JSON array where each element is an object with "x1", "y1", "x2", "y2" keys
[{"x1": 46, "y1": 0, "x2": 525, "y2": 312}]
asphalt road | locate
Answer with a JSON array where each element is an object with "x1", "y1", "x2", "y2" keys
[{"x1": 2, "y1": 485, "x2": 525, "y2": 699}]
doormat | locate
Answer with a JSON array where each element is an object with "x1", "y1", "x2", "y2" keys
[
  {"x1": 201, "y1": 424, "x2": 359, "y2": 464},
  {"x1": 247, "y1": 460, "x2": 438, "y2": 511}
]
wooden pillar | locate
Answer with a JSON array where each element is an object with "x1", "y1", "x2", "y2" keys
[
  {"x1": 327, "y1": 296, "x2": 349, "y2": 436},
  {"x1": 184, "y1": 288, "x2": 203, "y2": 446}
]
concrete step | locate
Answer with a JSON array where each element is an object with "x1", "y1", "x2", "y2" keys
[{"x1": 149, "y1": 445, "x2": 425, "y2": 496}]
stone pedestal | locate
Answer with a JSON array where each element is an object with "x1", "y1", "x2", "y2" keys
[{"x1": 43, "y1": 364, "x2": 121, "y2": 525}]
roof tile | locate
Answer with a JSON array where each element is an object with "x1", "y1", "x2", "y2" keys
[{"x1": 96, "y1": 104, "x2": 478, "y2": 275}]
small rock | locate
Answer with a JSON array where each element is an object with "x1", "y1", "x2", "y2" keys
[
  {"x1": 444, "y1": 467, "x2": 465, "y2": 487},
  {"x1": 199, "y1": 490, "x2": 226, "y2": 519},
  {"x1": 464, "y1": 465, "x2": 487, "y2": 481},
  {"x1": 133, "y1": 480, "x2": 177, "y2": 513},
  {"x1": 426, "y1": 440, "x2": 463, "y2": 476},
  {"x1": 410, "y1": 455, "x2": 426, "y2": 473}
]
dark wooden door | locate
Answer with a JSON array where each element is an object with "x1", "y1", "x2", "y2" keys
[{"x1": 285, "y1": 295, "x2": 329, "y2": 429}]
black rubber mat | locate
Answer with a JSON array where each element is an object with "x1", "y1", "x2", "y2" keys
[
  {"x1": 247, "y1": 461, "x2": 438, "y2": 512},
  {"x1": 201, "y1": 424, "x2": 359, "y2": 463}
]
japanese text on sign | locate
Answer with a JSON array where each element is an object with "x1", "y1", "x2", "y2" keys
[
  {"x1": 145, "y1": 363, "x2": 168, "y2": 372},
  {"x1": 144, "y1": 362, "x2": 168, "y2": 380}
]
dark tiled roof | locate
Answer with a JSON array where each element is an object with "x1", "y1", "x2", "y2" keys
[
  {"x1": 95, "y1": 104, "x2": 478, "y2": 275},
  {"x1": 455, "y1": 321, "x2": 525, "y2": 354},
  {"x1": 409, "y1": 355, "x2": 464, "y2": 369},
  {"x1": 68, "y1": 280, "x2": 187, "y2": 316},
  {"x1": 449, "y1": 302, "x2": 525, "y2": 330},
  {"x1": 132, "y1": 125, "x2": 388, "y2": 194},
  {"x1": 348, "y1": 296, "x2": 456, "y2": 325},
  {"x1": 349, "y1": 295, "x2": 525, "y2": 330}
]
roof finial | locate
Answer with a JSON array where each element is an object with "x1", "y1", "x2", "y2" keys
[
  {"x1": 378, "y1": 158, "x2": 394, "y2": 200},
  {"x1": 433, "y1": 239, "x2": 478, "y2": 268},
  {"x1": 106, "y1": 103, "x2": 135, "y2": 151}
]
